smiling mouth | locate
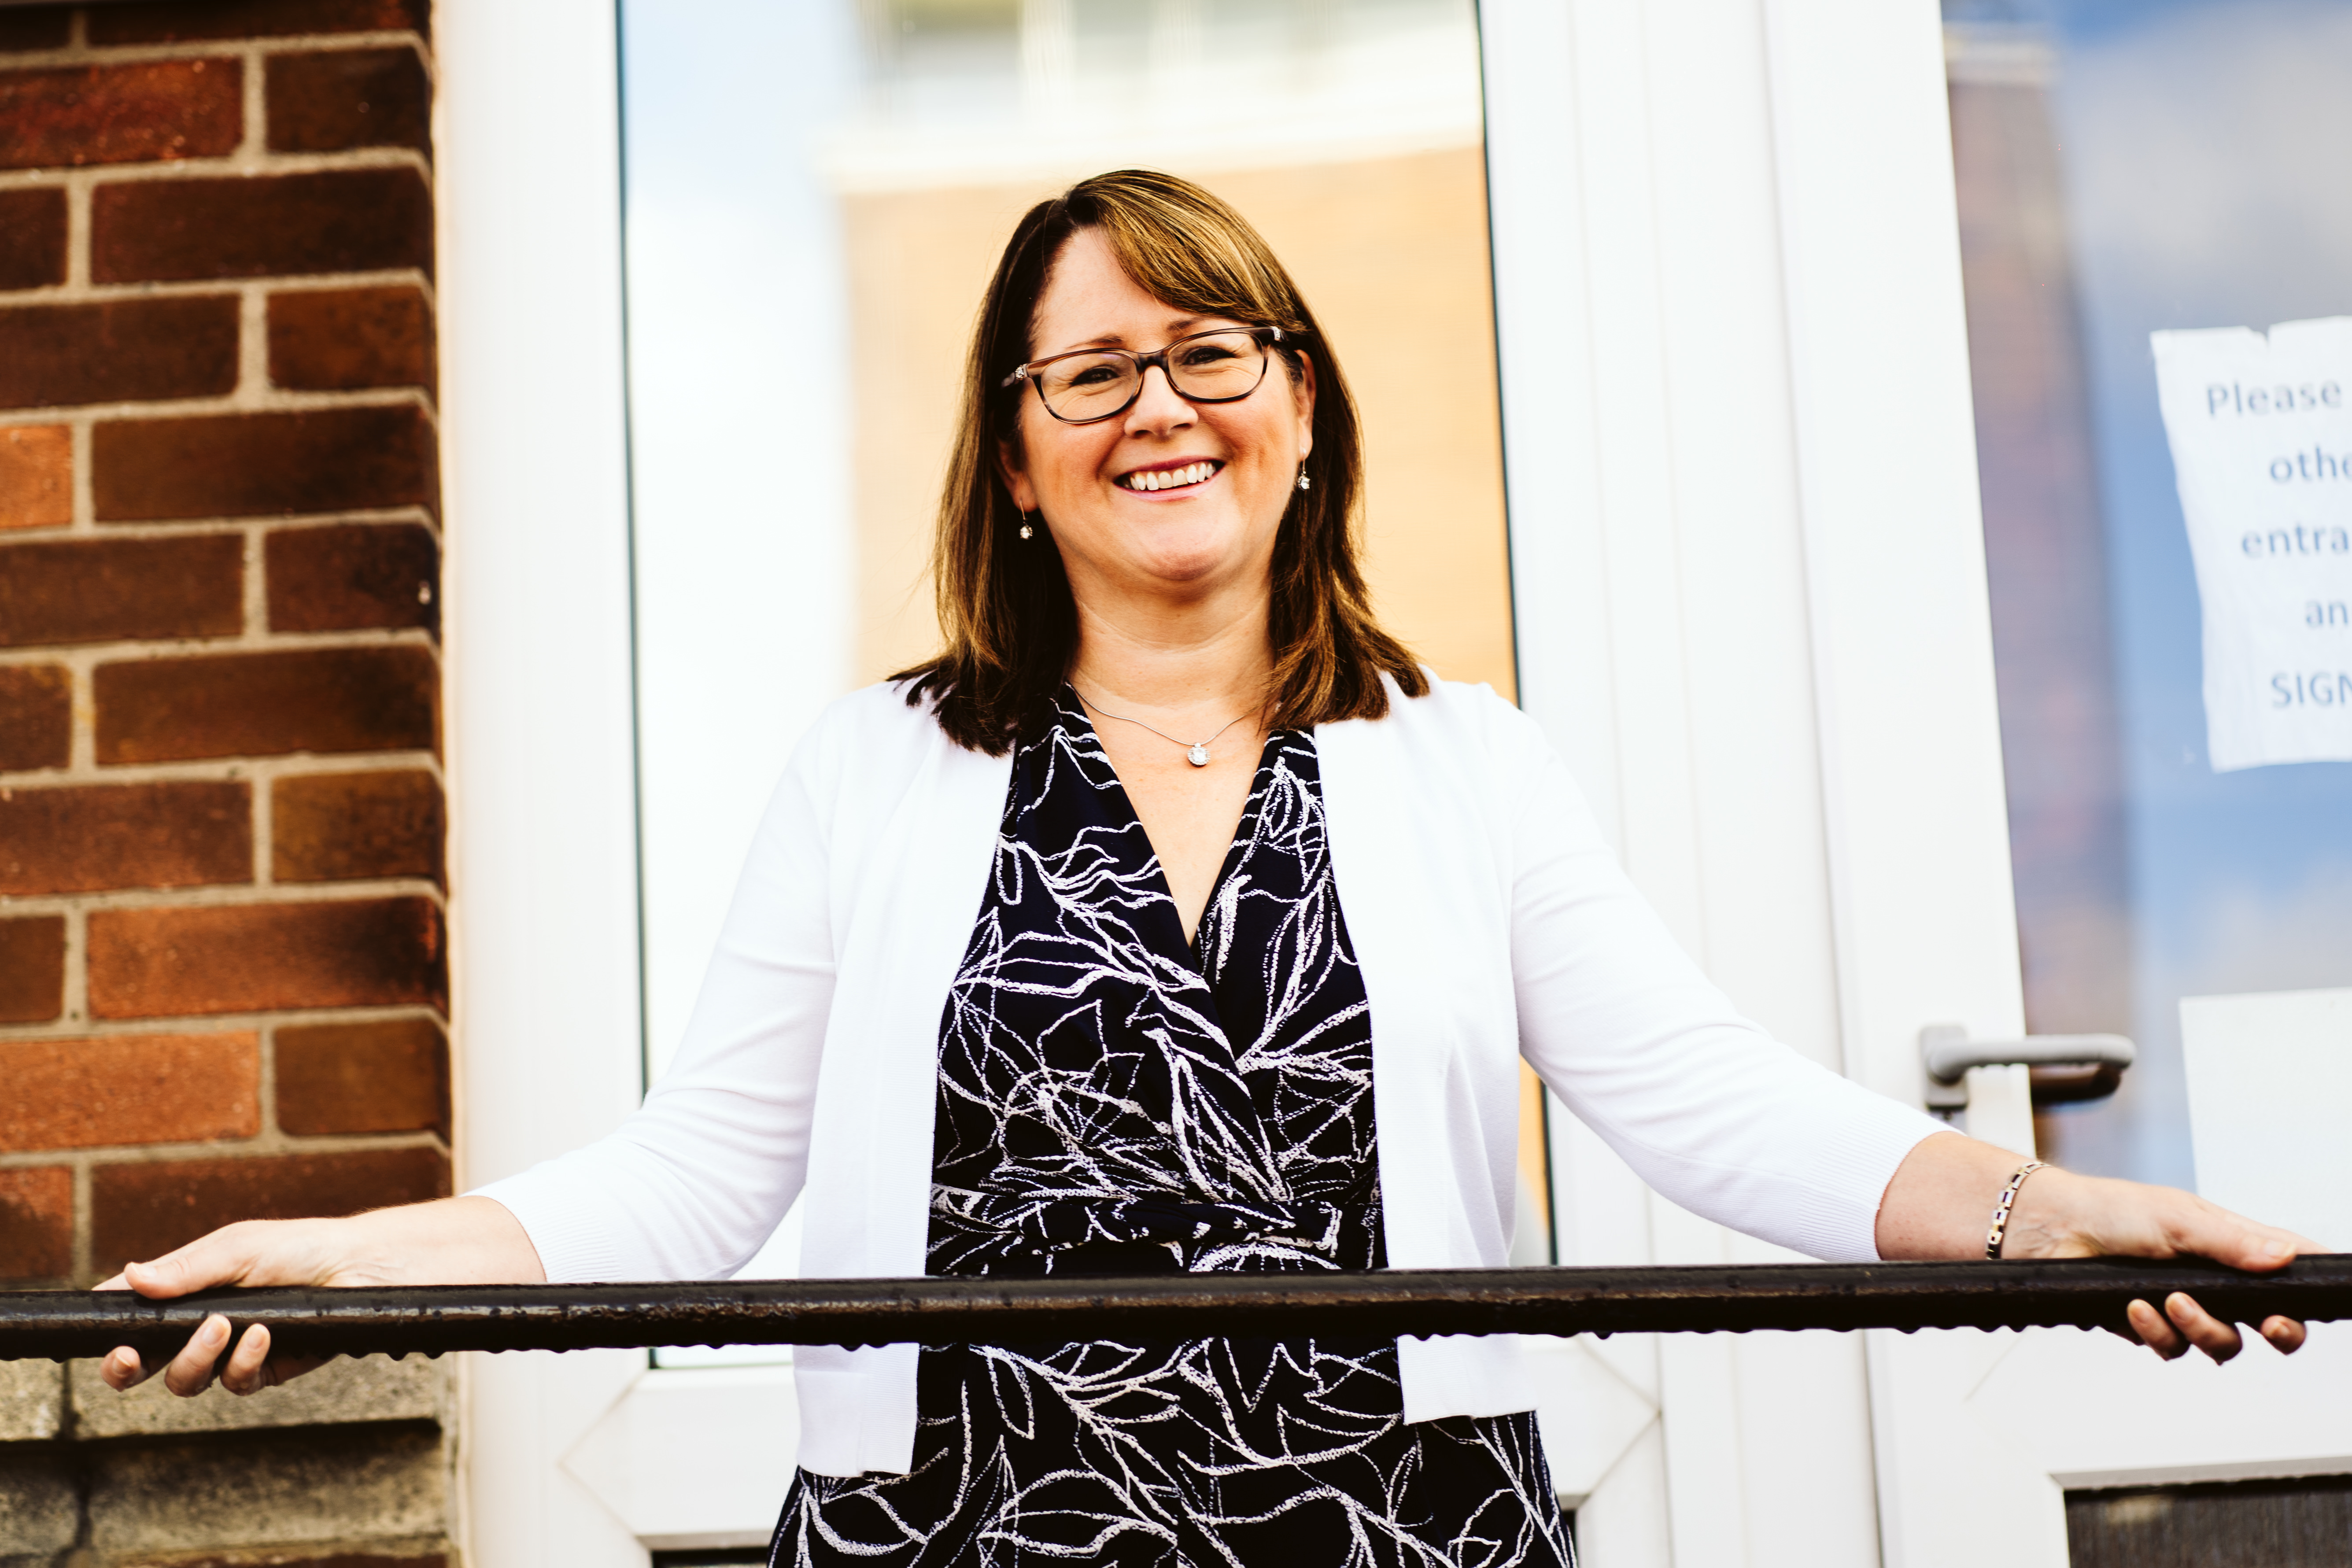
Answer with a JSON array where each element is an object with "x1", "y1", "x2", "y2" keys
[{"x1": 1116, "y1": 460, "x2": 1223, "y2": 493}]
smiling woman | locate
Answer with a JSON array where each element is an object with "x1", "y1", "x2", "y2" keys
[
  {"x1": 896, "y1": 173, "x2": 1427, "y2": 942},
  {"x1": 901, "y1": 174, "x2": 1420, "y2": 770}
]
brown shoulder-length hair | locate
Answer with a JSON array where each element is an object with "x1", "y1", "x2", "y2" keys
[{"x1": 895, "y1": 168, "x2": 1426, "y2": 754}]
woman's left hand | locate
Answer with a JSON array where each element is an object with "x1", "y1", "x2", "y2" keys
[{"x1": 1878, "y1": 1132, "x2": 2318, "y2": 1363}]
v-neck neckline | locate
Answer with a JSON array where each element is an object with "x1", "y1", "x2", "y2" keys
[{"x1": 1053, "y1": 686, "x2": 1281, "y2": 971}]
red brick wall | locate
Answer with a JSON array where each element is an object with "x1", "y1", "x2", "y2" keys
[{"x1": 0, "y1": 0, "x2": 449, "y2": 1294}]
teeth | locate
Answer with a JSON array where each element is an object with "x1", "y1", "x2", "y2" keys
[{"x1": 1123, "y1": 461, "x2": 1215, "y2": 492}]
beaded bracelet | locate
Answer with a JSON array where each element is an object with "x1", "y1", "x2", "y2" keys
[{"x1": 1985, "y1": 1159, "x2": 2048, "y2": 1260}]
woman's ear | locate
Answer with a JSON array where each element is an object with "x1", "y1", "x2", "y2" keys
[{"x1": 997, "y1": 437, "x2": 1038, "y2": 513}]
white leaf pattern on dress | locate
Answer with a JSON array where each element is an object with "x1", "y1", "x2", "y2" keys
[{"x1": 772, "y1": 692, "x2": 1571, "y2": 1567}]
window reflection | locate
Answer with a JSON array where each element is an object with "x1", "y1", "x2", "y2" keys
[{"x1": 1946, "y1": 0, "x2": 2352, "y2": 1185}]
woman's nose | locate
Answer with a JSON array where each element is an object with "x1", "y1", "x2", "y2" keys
[{"x1": 1123, "y1": 365, "x2": 1196, "y2": 435}]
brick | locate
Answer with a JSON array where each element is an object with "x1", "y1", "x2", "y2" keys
[
  {"x1": 70, "y1": 1351, "x2": 438, "y2": 1438},
  {"x1": 96, "y1": 645, "x2": 439, "y2": 763},
  {"x1": 274, "y1": 768, "x2": 442, "y2": 884},
  {"x1": 0, "y1": 663, "x2": 70, "y2": 770},
  {"x1": 269, "y1": 521, "x2": 437, "y2": 633},
  {"x1": 0, "y1": 58, "x2": 241, "y2": 171},
  {"x1": 0, "y1": 1357, "x2": 64, "y2": 1440},
  {"x1": 89, "y1": 1425, "x2": 444, "y2": 1554},
  {"x1": 0, "y1": 779, "x2": 251, "y2": 895},
  {"x1": 0, "y1": 185, "x2": 66, "y2": 290},
  {"x1": 0, "y1": 1030, "x2": 259, "y2": 1150},
  {"x1": 0, "y1": 9, "x2": 71, "y2": 52},
  {"x1": 0, "y1": 533, "x2": 243, "y2": 647},
  {"x1": 87, "y1": 895, "x2": 447, "y2": 1018},
  {"x1": 92, "y1": 0, "x2": 430, "y2": 44},
  {"x1": 93, "y1": 405, "x2": 438, "y2": 522},
  {"x1": 0, "y1": 914, "x2": 66, "y2": 1022},
  {"x1": 0, "y1": 1166, "x2": 72, "y2": 1282},
  {"x1": 92, "y1": 166, "x2": 432, "y2": 284},
  {"x1": 0, "y1": 423, "x2": 71, "y2": 528},
  {"x1": 269, "y1": 285, "x2": 433, "y2": 394},
  {"x1": 0, "y1": 295, "x2": 240, "y2": 409},
  {"x1": 0, "y1": 1452, "x2": 76, "y2": 1552},
  {"x1": 0, "y1": 663, "x2": 73, "y2": 780},
  {"x1": 269, "y1": 47, "x2": 428, "y2": 155},
  {"x1": 276, "y1": 1015, "x2": 447, "y2": 1136},
  {"x1": 92, "y1": 1146, "x2": 448, "y2": 1269}
]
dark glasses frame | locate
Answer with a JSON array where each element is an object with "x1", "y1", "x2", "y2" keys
[{"x1": 1000, "y1": 325, "x2": 1298, "y2": 424}]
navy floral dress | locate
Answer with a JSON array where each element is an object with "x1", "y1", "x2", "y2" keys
[{"x1": 771, "y1": 691, "x2": 1572, "y2": 1568}]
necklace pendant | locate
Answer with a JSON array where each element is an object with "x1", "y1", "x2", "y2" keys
[{"x1": 1186, "y1": 744, "x2": 1211, "y2": 767}]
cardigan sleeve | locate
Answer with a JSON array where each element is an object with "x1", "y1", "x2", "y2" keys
[
  {"x1": 1495, "y1": 701, "x2": 1950, "y2": 1263},
  {"x1": 468, "y1": 719, "x2": 842, "y2": 1283}
]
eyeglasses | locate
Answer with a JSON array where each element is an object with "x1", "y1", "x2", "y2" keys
[{"x1": 1001, "y1": 326, "x2": 1294, "y2": 424}]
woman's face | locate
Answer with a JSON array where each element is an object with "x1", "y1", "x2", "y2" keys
[{"x1": 1002, "y1": 227, "x2": 1315, "y2": 609}]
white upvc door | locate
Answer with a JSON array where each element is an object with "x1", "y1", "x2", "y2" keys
[
  {"x1": 1489, "y1": 2, "x2": 2352, "y2": 1565},
  {"x1": 1765, "y1": 4, "x2": 2352, "y2": 1564},
  {"x1": 1483, "y1": 1, "x2": 1918, "y2": 1562}
]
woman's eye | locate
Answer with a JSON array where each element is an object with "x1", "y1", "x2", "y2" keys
[
  {"x1": 1065, "y1": 363, "x2": 1125, "y2": 387},
  {"x1": 1178, "y1": 346, "x2": 1238, "y2": 366}
]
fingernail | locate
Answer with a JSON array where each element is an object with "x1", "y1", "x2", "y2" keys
[{"x1": 2267, "y1": 1240, "x2": 2296, "y2": 1261}]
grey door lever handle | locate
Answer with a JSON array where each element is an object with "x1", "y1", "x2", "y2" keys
[
  {"x1": 1920, "y1": 1024, "x2": 2135, "y2": 1101},
  {"x1": 1918, "y1": 1026, "x2": 2135, "y2": 1158}
]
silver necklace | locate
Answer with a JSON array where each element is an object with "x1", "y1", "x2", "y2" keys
[{"x1": 1075, "y1": 687, "x2": 1247, "y2": 767}]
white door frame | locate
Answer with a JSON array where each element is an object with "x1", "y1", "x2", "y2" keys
[
  {"x1": 433, "y1": 0, "x2": 1970, "y2": 1560},
  {"x1": 440, "y1": 3, "x2": 2348, "y2": 1565},
  {"x1": 437, "y1": 2, "x2": 657, "y2": 1564},
  {"x1": 1483, "y1": 0, "x2": 1922, "y2": 1561},
  {"x1": 434, "y1": 0, "x2": 1938, "y2": 1561}
]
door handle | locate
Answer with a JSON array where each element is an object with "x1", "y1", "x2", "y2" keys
[
  {"x1": 1918, "y1": 1025, "x2": 2135, "y2": 1108},
  {"x1": 1919, "y1": 1025, "x2": 2135, "y2": 1159}
]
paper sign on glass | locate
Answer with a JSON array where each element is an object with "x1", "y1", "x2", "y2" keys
[{"x1": 2152, "y1": 317, "x2": 2352, "y2": 771}]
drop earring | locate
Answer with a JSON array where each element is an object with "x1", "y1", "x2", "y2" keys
[
  {"x1": 1018, "y1": 509, "x2": 1035, "y2": 540},
  {"x1": 1296, "y1": 466, "x2": 1311, "y2": 492}
]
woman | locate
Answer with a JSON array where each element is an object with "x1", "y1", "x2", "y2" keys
[{"x1": 104, "y1": 171, "x2": 2309, "y2": 1565}]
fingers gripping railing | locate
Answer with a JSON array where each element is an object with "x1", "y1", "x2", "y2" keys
[{"x1": 6, "y1": 1258, "x2": 2352, "y2": 1365}]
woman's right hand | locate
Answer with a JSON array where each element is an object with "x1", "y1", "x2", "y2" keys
[{"x1": 96, "y1": 1195, "x2": 545, "y2": 1398}]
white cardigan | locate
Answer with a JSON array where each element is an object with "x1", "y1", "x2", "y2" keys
[{"x1": 477, "y1": 675, "x2": 1945, "y2": 1477}]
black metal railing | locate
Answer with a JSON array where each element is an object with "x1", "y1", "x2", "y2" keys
[{"x1": 5, "y1": 1256, "x2": 2350, "y2": 1364}]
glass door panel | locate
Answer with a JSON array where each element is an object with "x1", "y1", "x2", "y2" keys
[
  {"x1": 1947, "y1": 0, "x2": 2352, "y2": 1187},
  {"x1": 617, "y1": 0, "x2": 1536, "y2": 1370}
]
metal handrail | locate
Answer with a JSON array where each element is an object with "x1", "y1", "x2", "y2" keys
[{"x1": 5, "y1": 1257, "x2": 2348, "y2": 1364}]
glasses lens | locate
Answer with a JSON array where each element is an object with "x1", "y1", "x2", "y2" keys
[
  {"x1": 1037, "y1": 353, "x2": 1141, "y2": 421},
  {"x1": 1166, "y1": 330, "x2": 1268, "y2": 402}
]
